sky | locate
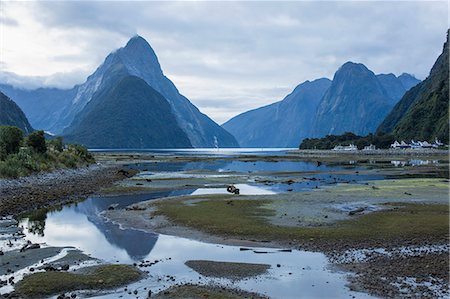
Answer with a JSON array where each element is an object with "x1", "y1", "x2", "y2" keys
[{"x1": 0, "y1": 1, "x2": 448, "y2": 124}]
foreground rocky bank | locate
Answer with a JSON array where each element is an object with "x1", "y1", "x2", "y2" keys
[{"x1": 0, "y1": 164, "x2": 135, "y2": 217}]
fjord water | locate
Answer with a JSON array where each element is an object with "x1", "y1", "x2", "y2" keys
[{"x1": 18, "y1": 150, "x2": 380, "y2": 298}]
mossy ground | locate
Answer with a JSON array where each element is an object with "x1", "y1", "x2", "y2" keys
[
  {"x1": 154, "y1": 191, "x2": 448, "y2": 246},
  {"x1": 153, "y1": 284, "x2": 268, "y2": 299},
  {"x1": 15, "y1": 264, "x2": 142, "y2": 298},
  {"x1": 185, "y1": 260, "x2": 270, "y2": 280}
]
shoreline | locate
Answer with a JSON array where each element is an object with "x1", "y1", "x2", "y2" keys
[{"x1": 0, "y1": 163, "x2": 135, "y2": 217}]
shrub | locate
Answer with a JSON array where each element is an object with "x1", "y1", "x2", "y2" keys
[
  {"x1": 47, "y1": 137, "x2": 64, "y2": 152},
  {"x1": 26, "y1": 130, "x2": 47, "y2": 153},
  {"x1": 0, "y1": 126, "x2": 24, "y2": 159},
  {"x1": 67, "y1": 144, "x2": 94, "y2": 163}
]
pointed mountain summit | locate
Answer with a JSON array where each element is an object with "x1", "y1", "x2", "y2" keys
[
  {"x1": 60, "y1": 35, "x2": 238, "y2": 148},
  {"x1": 222, "y1": 78, "x2": 331, "y2": 147},
  {"x1": 312, "y1": 62, "x2": 395, "y2": 137},
  {"x1": 0, "y1": 91, "x2": 33, "y2": 134}
]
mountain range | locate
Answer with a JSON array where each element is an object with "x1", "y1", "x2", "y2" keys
[
  {"x1": 0, "y1": 36, "x2": 238, "y2": 148},
  {"x1": 0, "y1": 91, "x2": 33, "y2": 134},
  {"x1": 223, "y1": 62, "x2": 420, "y2": 147},
  {"x1": 223, "y1": 78, "x2": 331, "y2": 147},
  {"x1": 377, "y1": 30, "x2": 449, "y2": 143},
  {"x1": 1, "y1": 32, "x2": 446, "y2": 149}
]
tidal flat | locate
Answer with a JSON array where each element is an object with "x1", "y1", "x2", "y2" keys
[{"x1": 0, "y1": 149, "x2": 448, "y2": 298}]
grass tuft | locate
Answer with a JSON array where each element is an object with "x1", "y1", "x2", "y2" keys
[{"x1": 15, "y1": 264, "x2": 142, "y2": 298}]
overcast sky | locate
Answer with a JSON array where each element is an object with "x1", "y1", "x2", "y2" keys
[{"x1": 0, "y1": 1, "x2": 448, "y2": 124}]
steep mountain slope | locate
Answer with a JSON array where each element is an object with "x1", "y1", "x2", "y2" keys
[
  {"x1": 62, "y1": 36, "x2": 238, "y2": 148},
  {"x1": 312, "y1": 62, "x2": 394, "y2": 137},
  {"x1": 0, "y1": 92, "x2": 33, "y2": 134},
  {"x1": 222, "y1": 78, "x2": 331, "y2": 147},
  {"x1": 0, "y1": 84, "x2": 75, "y2": 132},
  {"x1": 377, "y1": 31, "x2": 449, "y2": 143},
  {"x1": 64, "y1": 76, "x2": 192, "y2": 148}
]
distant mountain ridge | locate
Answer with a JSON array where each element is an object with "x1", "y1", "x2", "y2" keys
[
  {"x1": 223, "y1": 61, "x2": 419, "y2": 147},
  {"x1": 222, "y1": 78, "x2": 331, "y2": 147},
  {"x1": 0, "y1": 91, "x2": 33, "y2": 134},
  {"x1": 377, "y1": 30, "x2": 449, "y2": 143},
  {"x1": 0, "y1": 84, "x2": 75, "y2": 132},
  {"x1": 311, "y1": 62, "x2": 414, "y2": 137}
]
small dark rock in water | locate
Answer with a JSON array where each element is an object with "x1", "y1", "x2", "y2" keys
[
  {"x1": 148, "y1": 290, "x2": 152, "y2": 297},
  {"x1": 0, "y1": 251, "x2": 3, "y2": 256},
  {"x1": 20, "y1": 243, "x2": 40, "y2": 252},
  {"x1": 227, "y1": 185, "x2": 240, "y2": 195},
  {"x1": 277, "y1": 264, "x2": 281, "y2": 267},
  {"x1": 348, "y1": 207, "x2": 365, "y2": 216},
  {"x1": 117, "y1": 169, "x2": 131, "y2": 177},
  {"x1": 133, "y1": 290, "x2": 138, "y2": 295},
  {"x1": 108, "y1": 204, "x2": 119, "y2": 210},
  {"x1": 240, "y1": 247, "x2": 251, "y2": 251},
  {"x1": 404, "y1": 192, "x2": 412, "y2": 195},
  {"x1": 57, "y1": 294, "x2": 65, "y2": 299},
  {"x1": 71, "y1": 293, "x2": 77, "y2": 298},
  {"x1": 61, "y1": 264, "x2": 70, "y2": 271},
  {"x1": 126, "y1": 205, "x2": 146, "y2": 211},
  {"x1": 29, "y1": 267, "x2": 35, "y2": 272},
  {"x1": 136, "y1": 183, "x2": 143, "y2": 186},
  {"x1": 44, "y1": 265, "x2": 57, "y2": 271}
]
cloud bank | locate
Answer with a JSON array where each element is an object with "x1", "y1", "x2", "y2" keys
[{"x1": 0, "y1": 1, "x2": 447, "y2": 123}]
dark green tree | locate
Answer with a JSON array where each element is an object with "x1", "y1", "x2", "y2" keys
[
  {"x1": 26, "y1": 130, "x2": 47, "y2": 153},
  {"x1": 0, "y1": 125, "x2": 24, "y2": 159}
]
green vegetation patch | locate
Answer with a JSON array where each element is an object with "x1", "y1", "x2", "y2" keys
[
  {"x1": 0, "y1": 126, "x2": 94, "y2": 178},
  {"x1": 185, "y1": 260, "x2": 270, "y2": 280},
  {"x1": 330, "y1": 178, "x2": 449, "y2": 197},
  {"x1": 153, "y1": 284, "x2": 268, "y2": 299},
  {"x1": 15, "y1": 264, "x2": 142, "y2": 298},
  {"x1": 155, "y1": 196, "x2": 448, "y2": 244}
]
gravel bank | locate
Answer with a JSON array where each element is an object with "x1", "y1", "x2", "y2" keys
[{"x1": 0, "y1": 164, "x2": 134, "y2": 216}]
